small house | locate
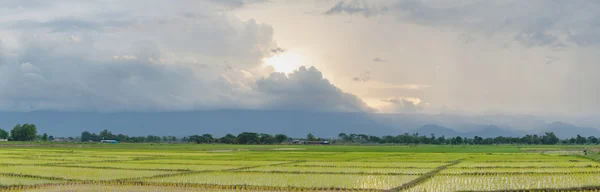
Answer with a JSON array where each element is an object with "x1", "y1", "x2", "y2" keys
[
  {"x1": 0, "y1": 139, "x2": 7, "y2": 142},
  {"x1": 291, "y1": 140, "x2": 329, "y2": 145},
  {"x1": 100, "y1": 140, "x2": 119, "y2": 144},
  {"x1": 305, "y1": 141, "x2": 330, "y2": 145}
]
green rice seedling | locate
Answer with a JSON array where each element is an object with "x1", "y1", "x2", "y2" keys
[
  {"x1": 0, "y1": 165, "x2": 175, "y2": 180},
  {"x1": 63, "y1": 162, "x2": 243, "y2": 171},
  {"x1": 142, "y1": 172, "x2": 418, "y2": 190},
  {"x1": 294, "y1": 161, "x2": 446, "y2": 168},
  {"x1": 406, "y1": 173, "x2": 600, "y2": 192},
  {"x1": 243, "y1": 166, "x2": 433, "y2": 175}
]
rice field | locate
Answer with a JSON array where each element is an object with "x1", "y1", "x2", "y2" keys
[{"x1": 0, "y1": 144, "x2": 598, "y2": 191}]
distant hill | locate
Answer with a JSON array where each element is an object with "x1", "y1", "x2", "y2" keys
[
  {"x1": 460, "y1": 124, "x2": 524, "y2": 138},
  {"x1": 416, "y1": 124, "x2": 460, "y2": 137},
  {"x1": 0, "y1": 110, "x2": 397, "y2": 137},
  {"x1": 0, "y1": 111, "x2": 598, "y2": 138},
  {"x1": 542, "y1": 121, "x2": 600, "y2": 138},
  {"x1": 416, "y1": 124, "x2": 523, "y2": 138}
]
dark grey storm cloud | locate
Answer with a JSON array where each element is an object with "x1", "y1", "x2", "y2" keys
[{"x1": 0, "y1": 1, "x2": 372, "y2": 113}]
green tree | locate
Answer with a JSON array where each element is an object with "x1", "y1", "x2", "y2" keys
[
  {"x1": 24, "y1": 124, "x2": 37, "y2": 141},
  {"x1": 306, "y1": 133, "x2": 316, "y2": 141},
  {"x1": 188, "y1": 135, "x2": 203, "y2": 144},
  {"x1": 367, "y1": 135, "x2": 381, "y2": 143},
  {"x1": 437, "y1": 135, "x2": 446, "y2": 145},
  {"x1": 117, "y1": 134, "x2": 129, "y2": 142},
  {"x1": 576, "y1": 134, "x2": 587, "y2": 145},
  {"x1": 473, "y1": 136, "x2": 482, "y2": 145},
  {"x1": 146, "y1": 135, "x2": 162, "y2": 143},
  {"x1": 202, "y1": 134, "x2": 214, "y2": 143},
  {"x1": 541, "y1": 132, "x2": 559, "y2": 145},
  {"x1": 237, "y1": 132, "x2": 259, "y2": 144},
  {"x1": 42, "y1": 133, "x2": 48, "y2": 142},
  {"x1": 0, "y1": 128, "x2": 8, "y2": 139},
  {"x1": 259, "y1": 133, "x2": 276, "y2": 144},
  {"x1": 10, "y1": 124, "x2": 37, "y2": 141},
  {"x1": 452, "y1": 136, "x2": 463, "y2": 145},
  {"x1": 219, "y1": 134, "x2": 237, "y2": 144},
  {"x1": 188, "y1": 134, "x2": 214, "y2": 144},
  {"x1": 10, "y1": 124, "x2": 22, "y2": 141},
  {"x1": 99, "y1": 129, "x2": 116, "y2": 140},
  {"x1": 81, "y1": 131, "x2": 93, "y2": 142},
  {"x1": 349, "y1": 134, "x2": 357, "y2": 142},
  {"x1": 588, "y1": 136, "x2": 598, "y2": 144},
  {"x1": 274, "y1": 134, "x2": 288, "y2": 143}
]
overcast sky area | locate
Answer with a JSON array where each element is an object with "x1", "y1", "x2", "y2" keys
[{"x1": 1, "y1": 0, "x2": 599, "y2": 117}]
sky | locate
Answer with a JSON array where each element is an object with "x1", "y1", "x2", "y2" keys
[{"x1": 1, "y1": 0, "x2": 600, "y2": 116}]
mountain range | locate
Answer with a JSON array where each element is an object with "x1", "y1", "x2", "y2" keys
[{"x1": 0, "y1": 110, "x2": 599, "y2": 138}]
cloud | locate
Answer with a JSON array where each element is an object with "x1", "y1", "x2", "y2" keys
[
  {"x1": 313, "y1": 0, "x2": 600, "y2": 115},
  {"x1": 270, "y1": 47, "x2": 286, "y2": 55},
  {"x1": 381, "y1": 97, "x2": 426, "y2": 113},
  {"x1": 0, "y1": 1, "x2": 372, "y2": 113},
  {"x1": 324, "y1": 0, "x2": 600, "y2": 48},
  {"x1": 324, "y1": 0, "x2": 390, "y2": 17},
  {"x1": 1, "y1": 38, "x2": 250, "y2": 112},
  {"x1": 545, "y1": 56, "x2": 559, "y2": 65},
  {"x1": 20, "y1": 62, "x2": 41, "y2": 74},
  {"x1": 0, "y1": 0, "x2": 53, "y2": 9},
  {"x1": 372, "y1": 57, "x2": 386, "y2": 62},
  {"x1": 257, "y1": 66, "x2": 374, "y2": 112},
  {"x1": 363, "y1": 81, "x2": 429, "y2": 90},
  {"x1": 208, "y1": 0, "x2": 270, "y2": 10},
  {"x1": 352, "y1": 70, "x2": 371, "y2": 82}
]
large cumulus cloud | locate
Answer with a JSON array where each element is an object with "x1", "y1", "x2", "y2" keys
[
  {"x1": 0, "y1": 0, "x2": 371, "y2": 113},
  {"x1": 256, "y1": 66, "x2": 374, "y2": 112}
]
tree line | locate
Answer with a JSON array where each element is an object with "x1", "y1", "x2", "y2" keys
[
  {"x1": 337, "y1": 132, "x2": 561, "y2": 145},
  {"x1": 336, "y1": 132, "x2": 600, "y2": 145},
  {"x1": 78, "y1": 129, "x2": 600, "y2": 145},
  {"x1": 1, "y1": 123, "x2": 600, "y2": 145},
  {"x1": 80, "y1": 130, "x2": 296, "y2": 144}
]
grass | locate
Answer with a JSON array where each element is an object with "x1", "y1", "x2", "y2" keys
[
  {"x1": 63, "y1": 162, "x2": 243, "y2": 171},
  {"x1": 0, "y1": 143, "x2": 598, "y2": 191},
  {"x1": 17, "y1": 184, "x2": 283, "y2": 192},
  {"x1": 453, "y1": 161, "x2": 600, "y2": 168},
  {"x1": 243, "y1": 166, "x2": 433, "y2": 174},
  {"x1": 407, "y1": 174, "x2": 600, "y2": 191},
  {"x1": 129, "y1": 159, "x2": 286, "y2": 165},
  {"x1": 0, "y1": 165, "x2": 174, "y2": 180},
  {"x1": 294, "y1": 161, "x2": 447, "y2": 168},
  {"x1": 142, "y1": 172, "x2": 418, "y2": 190},
  {"x1": 0, "y1": 175, "x2": 65, "y2": 186},
  {"x1": 0, "y1": 158, "x2": 73, "y2": 165},
  {"x1": 440, "y1": 167, "x2": 600, "y2": 174}
]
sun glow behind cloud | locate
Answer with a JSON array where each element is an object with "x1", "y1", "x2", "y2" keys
[{"x1": 263, "y1": 50, "x2": 306, "y2": 73}]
